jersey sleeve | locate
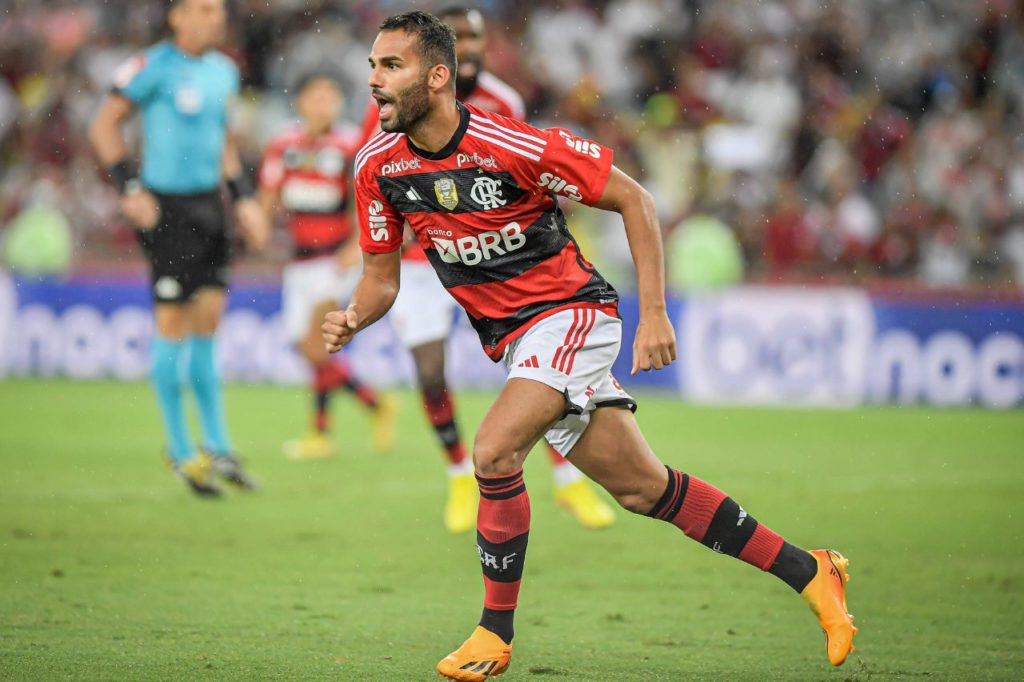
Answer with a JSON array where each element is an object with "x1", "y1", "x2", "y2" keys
[
  {"x1": 355, "y1": 168, "x2": 403, "y2": 254},
  {"x1": 112, "y1": 52, "x2": 159, "y2": 105},
  {"x1": 258, "y1": 139, "x2": 285, "y2": 191},
  {"x1": 509, "y1": 124, "x2": 614, "y2": 206}
]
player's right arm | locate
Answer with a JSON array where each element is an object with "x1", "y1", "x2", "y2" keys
[
  {"x1": 89, "y1": 53, "x2": 160, "y2": 230},
  {"x1": 322, "y1": 158, "x2": 404, "y2": 353},
  {"x1": 322, "y1": 250, "x2": 401, "y2": 352}
]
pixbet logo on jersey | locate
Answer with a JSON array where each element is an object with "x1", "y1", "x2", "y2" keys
[
  {"x1": 431, "y1": 222, "x2": 525, "y2": 266},
  {"x1": 456, "y1": 152, "x2": 498, "y2": 169},
  {"x1": 379, "y1": 157, "x2": 421, "y2": 176},
  {"x1": 367, "y1": 200, "x2": 389, "y2": 241}
]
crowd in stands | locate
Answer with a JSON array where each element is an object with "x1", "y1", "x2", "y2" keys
[{"x1": 2, "y1": 0, "x2": 1023, "y2": 292}]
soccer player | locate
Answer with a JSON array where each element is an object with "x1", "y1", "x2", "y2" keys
[
  {"x1": 358, "y1": 6, "x2": 615, "y2": 534},
  {"x1": 89, "y1": 0, "x2": 264, "y2": 496},
  {"x1": 325, "y1": 11, "x2": 858, "y2": 679},
  {"x1": 256, "y1": 73, "x2": 394, "y2": 460}
]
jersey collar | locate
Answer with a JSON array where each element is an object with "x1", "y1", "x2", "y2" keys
[{"x1": 406, "y1": 101, "x2": 469, "y2": 161}]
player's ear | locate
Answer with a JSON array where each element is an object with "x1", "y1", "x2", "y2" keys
[{"x1": 428, "y1": 63, "x2": 452, "y2": 92}]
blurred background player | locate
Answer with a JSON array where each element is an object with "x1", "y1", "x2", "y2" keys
[
  {"x1": 88, "y1": 0, "x2": 265, "y2": 496},
  {"x1": 358, "y1": 5, "x2": 615, "y2": 534},
  {"x1": 256, "y1": 72, "x2": 394, "y2": 460}
]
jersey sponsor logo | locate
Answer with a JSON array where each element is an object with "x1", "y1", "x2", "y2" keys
[
  {"x1": 431, "y1": 221, "x2": 525, "y2": 266},
  {"x1": 380, "y1": 157, "x2": 421, "y2": 176},
  {"x1": 281, "y1": 178, "x2": 341, "y2": 212},
  {"x1": 456, "y1": 152, "x2": 498, "y2": 170},
  {"x1": 558, "y1": 130, "x2": 602, "y2": 159},
  {"x1": 315, "y1": 148, "x2": 345, "y2": 176},
  {"x1": 367, "y1": 200, "x2": 389, "y2": 241},
  {"x1": 469, "y1": 176, "x2": 506, "y2": 210},
  {"x1": 434, "y1": 177, "x2": 459, "y2": 210},
  {"x1": 113, "y1": 54, "x2": 146, "y2": 89},
  {"x1": 537, "y1": 172, "x2": 583, "y2": 202},
  {"x1": 281, "y1": 147, "x2": 345, "y2": 176}
]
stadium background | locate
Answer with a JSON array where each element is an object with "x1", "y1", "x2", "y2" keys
[{"x1": 1, "y1": 1, "x2": 1022, "y2": 680}]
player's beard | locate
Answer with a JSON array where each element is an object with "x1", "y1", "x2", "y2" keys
[
  {"x1": 380, "y1": 77, "x2": 431, "y2": 134},
  {"x1": 455, "y1": 55, "x2": 481, "y2": 100}
]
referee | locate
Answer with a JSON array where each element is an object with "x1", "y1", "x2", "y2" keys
[{"x1": 89, "y1": 0, "x2": 265, "y2": 496}]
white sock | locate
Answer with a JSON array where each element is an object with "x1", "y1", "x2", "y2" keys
[
  {"x1": 447, "y1": 459, "x2": 474, "y2": 477},
  {"x1": 553, "y1": 460, "x2": 582, "y2": 488}
]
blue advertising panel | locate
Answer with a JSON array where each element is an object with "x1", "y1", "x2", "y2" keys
[{"x1": 2, "y1": 271, "x2": 1021, "y2": 408}]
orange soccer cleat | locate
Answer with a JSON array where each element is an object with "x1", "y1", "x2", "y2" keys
[
  {"x1": 436, "y1": 626, "x2": 512, "y2": 681},
  {"x1": 801, "y1": 549, "x2": 858, "y2": 666}
]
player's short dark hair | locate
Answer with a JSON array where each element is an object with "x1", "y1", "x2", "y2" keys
[
  {"x1": 294, "y1": 71, "x2": 342, "y2": 96},
  {"x1": 379, "y1": 11, "x2": 457, "y2": 82}
]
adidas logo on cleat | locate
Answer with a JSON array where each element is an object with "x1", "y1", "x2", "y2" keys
[{"x1": 459, "y1": 660, "x2": 501, "y2": 675}]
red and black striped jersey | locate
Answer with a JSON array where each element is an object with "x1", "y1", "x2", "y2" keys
[
  {"x1": 355, "y1": 71, "x2": 527, "y2": 263},
  {"x1": 259, "y1": 124, "x2": 357, "y2": 259},
  {"x1": 355, "y1": 102, "x2": 619, "y2": 361}
]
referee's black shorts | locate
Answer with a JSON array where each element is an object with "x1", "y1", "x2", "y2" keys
[{"x1": 137, "y1": 190, "x2": 230, "y2": 303}]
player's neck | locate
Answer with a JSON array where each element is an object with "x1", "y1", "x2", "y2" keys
[
  {"x1": 406, "y1": 101, "x2": 462, "y2": 154},
  {"x1": 173, "y1": 36, "x2": 206, "y2": 58},
  {"x1": 304, "y1": 122, "x2": 331, "y2": 138}
]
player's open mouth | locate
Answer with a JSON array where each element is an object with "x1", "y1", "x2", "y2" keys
[{"x1": 374, "y1": 94, "x2": 395, "y2": 119}]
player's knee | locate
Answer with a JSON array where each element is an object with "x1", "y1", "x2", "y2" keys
[
  {"x1": 601, "y1": 478, "x2": 664, "y2": 515},
  {"x1": 299, "y1": 335, "x2": 324, "y2": 363},
  {"x1": 472, "y1": 436, "x2": 523, "y2": 478},
  {"x1": 612, "y1": 490, "x2": 660, "y2": 515},
  {"x1": 417, "y1": 367, "x2": 446, "y2": 393}
]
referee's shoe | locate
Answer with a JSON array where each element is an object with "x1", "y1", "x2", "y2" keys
[
  {"x1": 206, "y1": 450, "x2": 259, "y2": 491},
  {"x1": 168, "y1": 452, "x2": 222, "y2": 497}
]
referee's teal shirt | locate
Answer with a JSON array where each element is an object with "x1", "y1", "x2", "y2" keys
[{"x1": 113, "y1": 41, "x2": 239, "y2": 194}]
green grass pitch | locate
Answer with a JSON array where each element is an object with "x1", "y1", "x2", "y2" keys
[{"x1": 1, "y1": 379, "x2": 1022, "y2": 680}]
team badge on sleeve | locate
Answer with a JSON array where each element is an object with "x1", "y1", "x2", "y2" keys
[
  {"x1": 434, "y1": 177, "x2": 460, "y2": 211},
  {"x1": 113, "y1": 54, "x2": 146, "y2": 89}
]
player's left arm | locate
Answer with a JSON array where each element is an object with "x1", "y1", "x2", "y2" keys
[
  {"x1": 510, "y1": 118, "x2": 676, "y2": 375},
  {"x1": 593, "y1": 167, "x2": 677, "y2": 375},
  {"x1": 222, "y1": 131, "x2": 271, "y2": 252}
]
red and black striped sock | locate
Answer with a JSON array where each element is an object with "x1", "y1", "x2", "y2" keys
[
  {"x1": 647, "y1": 466, "x2": 817, "y2": 593},
  {"x1": 476, "y1": 469, "x2": 531, "y2": 644},
  {"x1": 314, "y1": 391, "x2": 329, "y2": 434},
  {"x1": 314, "y1": 360, "x2": 378, "y2": 410},
  {"x1": 421, "y1": 385, "x2": 467, "y2": 465}
]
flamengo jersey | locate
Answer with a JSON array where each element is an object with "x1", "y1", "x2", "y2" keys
[
  {"x1": 355, "y1": 102, "x2": 619, "y2": 361},
  {"x1": 259, "y1": 125, "x2": 356, "y2": 258},
  {"x1": 356, "y1": 71, "x2": 526, "y2": 263}
]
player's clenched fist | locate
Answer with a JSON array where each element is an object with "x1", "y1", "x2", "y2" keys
[
  {"x1": 322, "y1": 307, "x2": 359, "y2": 353},
  {"x1": 631, "y1": 311, "x2": 677, "y2": 375}
]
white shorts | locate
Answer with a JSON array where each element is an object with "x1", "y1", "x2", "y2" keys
[
  {"x1": 389, "y1": 260, "x2": 459, "y2": 348},
  {"x1": 504, "y1": 307, "x2": 636, "y2": 456},
  {"x1": 281, "y1": 256, "x2": 360, "y2": 342}
]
